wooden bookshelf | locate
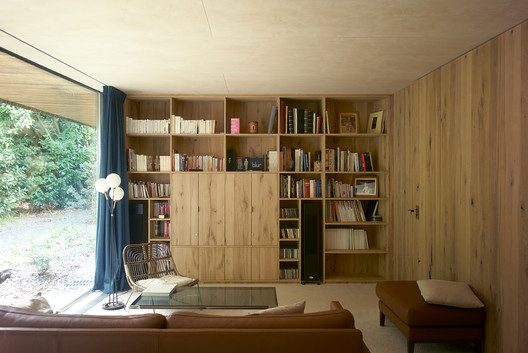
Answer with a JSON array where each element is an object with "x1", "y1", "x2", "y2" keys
[{"x1": 124, "y1": 94, "x2": 391, "y2": 283}]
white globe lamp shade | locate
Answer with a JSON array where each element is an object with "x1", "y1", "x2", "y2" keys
[
  {"x1": 110, "y1": 186, "x2": 125, "y2": 201},
  {"x1": 95, "y1": 178, "x2": 109, "y2": 193},
  {"x1": 106, "y1": 173, "x2": 121, "y2": 188}
]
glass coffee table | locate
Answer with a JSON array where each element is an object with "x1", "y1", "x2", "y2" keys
[{"x1": 130, "y1": 286, "x2": 277, "y2": 310}]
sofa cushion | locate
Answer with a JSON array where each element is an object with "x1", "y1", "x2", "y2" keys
[
  {"x1": 14, "y1": 294, "x2": 54, "y2": 314},
  {"x1": 376, "y1": 281, "x2": 485, "y2": 327},
  {"x1": 251, "y1": 301, "x2": 305, "y2": 315},
  {"x1": 417, "y1": 279, "x2": 484, "y2": 309},
  {"x1": 166, "y1": 301, "x2": 354, "y2": 329},
  {"x1": 0, "y1": 305, "x2": 166, "y2": 329}
]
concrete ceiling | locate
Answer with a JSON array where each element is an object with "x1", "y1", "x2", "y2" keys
[{"x1": 1, "y1": 0, "x2": 527, "y2": 96}]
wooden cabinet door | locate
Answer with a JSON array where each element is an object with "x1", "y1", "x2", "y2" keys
[
  {"x1": 251, "y1": 174, "x2": 278, "y2": 246},
  {"x1": 252, "y1": 247, "x2": 278, "y2": 280},
  {"x1": 199, "y1": 174, "x2": 225, "y2": 246},
  {"x1": 199, "y1": 247, "x2": 225, "y2": 280},
  {"x1": 171, "y1": 173, "x2": 198, "y2": 246},
  {"x1": 171, "y1": 246, "x2": 199, "y2": 279},
  {"x1": 224, "y1": 173, "x2": 251, "y2": 246},
  {"x1": 225, "y1": 247, "x2": 251, "y2": 280}
]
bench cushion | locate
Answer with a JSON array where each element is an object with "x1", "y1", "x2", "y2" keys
[{"x1": 376, "y1": 281, "x2": 485, "y2": 327}]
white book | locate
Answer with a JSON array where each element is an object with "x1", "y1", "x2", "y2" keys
[{"x1": 142, "y1": 284, "x2": 178, "y2": 296}]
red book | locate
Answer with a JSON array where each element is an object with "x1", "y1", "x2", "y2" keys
[{"x1": 361, "y1": 153, "x2": 367, "y2": 171}]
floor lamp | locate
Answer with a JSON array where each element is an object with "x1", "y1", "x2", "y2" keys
[{"x1": 96, "y1": 173, "x2": 125, "y2": 310}]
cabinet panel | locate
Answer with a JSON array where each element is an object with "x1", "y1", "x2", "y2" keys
[
  {"x1": 225, "y1": 247, "x2": 251, "y2": 280},
  {"x1": 251, "y1": 174, "x2": 278, "y2": 246},
  {"x1": 199, "y1": 247, "x2": 225, "y2": 280},
  {"x1": 171, "y1": 173, "x2": 198, "y2": 245},
  {"x1": 252, "y1": 247, "x2": 278, "y2": 280},
  {"x1": 172, "y1": 247, "x2": 199, "y2": 279},
  {"x1": 225, "y1": 174, "x2": 251, "y2": 246},
  {"x1": 199, "y1": 174, "x2": 225, "y2": 246}
]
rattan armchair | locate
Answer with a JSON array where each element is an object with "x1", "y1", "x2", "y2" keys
[{"x1": 122, "y1": 242, "x2": 199, "y2": 292}]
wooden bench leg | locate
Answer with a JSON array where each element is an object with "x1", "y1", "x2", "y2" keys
[
  {"x1": 379, "y1": 311, "x2": 386, "y2": 326},
  {"x1": 407, "y1": 340, "x2": 415, "y2": 353}
]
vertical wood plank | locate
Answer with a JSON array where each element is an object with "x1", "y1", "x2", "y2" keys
[
  {"x1": 251, "y1": 173, "x2": 278, "y2": 246},
  {"x1": 171, "y1": 173, "x2": 198, "y2": 245},
  {"x1": 224, "y1": 173, "x2": 251, "y2": 246},
  {"x1": 199, "y1": 247, "x2": 225, "y2": 280},
  {"x1": 199, "y1": 173, "x2": 225, "y2": 246}
]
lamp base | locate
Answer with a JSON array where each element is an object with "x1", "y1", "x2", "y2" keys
[{"x1": 102, "y1": 301, "x2": 125, "y2": 310}]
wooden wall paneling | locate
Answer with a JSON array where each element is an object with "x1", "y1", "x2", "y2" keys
[
  {"x1": 435, "y1": 58, "x2": 464, "y2": 280},
  {"x1": 171, "y1": 173, "x2": 198, "y2": 245},
  {"x1": 251, "y1": 174, "x2": 278, "y2": 246},
  {"x1": 171, "y1": 246, "x2": 199, "y2": 279},
  {"x1": 199, "y1": 247, "x2": 225, "y2": 280},
  {"x1": 251, "y1": 247, "x2": 278, "y2": 281},
  {"x1": 517, "y1": 21, "x2": 528, "y2": 352},
  {"x1": 198, "y1": 174, "x2": 225, "y2": 246},
  {"x1": 496, "y1": 23, "x2": 527, "y2": 353},
  {"x1": 392, "y1": 21, "x2": 528, "y2": 353},
  {"x1": 225, "y1": 173, "x2": 251, "y2": 246},
  {"x1": 225, "y1": 247, "x2": 251, "y2": 280}
]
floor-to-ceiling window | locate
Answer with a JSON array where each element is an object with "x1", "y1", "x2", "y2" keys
[{"x1": 0, "y1": 50, "x2": 100, "y2": 311}]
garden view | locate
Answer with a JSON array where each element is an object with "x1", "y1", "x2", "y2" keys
[{"x1": 0, "y1": 102, "x2": 97, "y2": 310}]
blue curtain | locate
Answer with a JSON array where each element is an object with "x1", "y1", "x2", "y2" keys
[{"x1": 93, "y1": 86, "x2": 130, "y2": 293}]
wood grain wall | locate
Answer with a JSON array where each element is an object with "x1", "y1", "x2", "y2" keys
[{"x1": 392, "y1": 20, "x2": 527, "y2": 353}]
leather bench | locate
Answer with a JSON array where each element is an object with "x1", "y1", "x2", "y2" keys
[{"x1": 376, "y1": 281, "x2": 485, "y2": 353}]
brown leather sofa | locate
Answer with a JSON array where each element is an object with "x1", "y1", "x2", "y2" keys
[{"x1": 0, "y1": 301, "x2": 370, "y2": 353}]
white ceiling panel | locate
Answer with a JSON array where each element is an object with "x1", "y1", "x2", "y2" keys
[{"x1": 1, "y1": 0, "x2": 527, "y2": 95}]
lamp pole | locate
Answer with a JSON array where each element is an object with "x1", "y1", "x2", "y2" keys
[{"x1": 96, "y1": 173, "x2": 125, "y2": 310}]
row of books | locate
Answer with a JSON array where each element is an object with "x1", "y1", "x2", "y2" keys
[
  {"x1": 325, "y1": 228, "x2": 369, "y2": 250},
  {"x1": 280, "y1": 228, "x2": 299, "y2": 239},
  {"x1": 128, "y1": 181, "x2": 170, "y2": 199},
  {"x1": 283, "y1": 107, "x2": 326, "y2": 134},
  {"x1": 280, "y1": 208, "x2": 298, "y2": 218},
  {"x1": 280, "y1": 175, "x2": 322, "y2": 198},
  {"x1": 279, "y1": 268, "x2": 299, "y2": 280},
  {"x1": 279, "y1": 247, "x2": 299, "y2": 259},
  {"x1": 127, "y1": 149, "x2": 171, "y2": 172},
  {"x1": 171, "y1": 115, "x2": 216, "y2": 134},
  {"x1": 173, "y1": 153, "x2": 225, "y2": 172},
  {"x1": 281, "y1": 147, "x2": 322, "y2": 172},
  {"x1": 326, "y1": 200, "x2": 367, "y2": 222},
  {"x1": 326, "y1": 150, "x2": 374, "y2": 172},
  {"x1": 152, "y1": 201, "x2": 170, "y2": 217},
  {"x1": 152, "y1": 220, "x2": 170, "y2": 238},
  {"x1": 126, "y1": 116, "x2": 170, "y2": 134},
  {"x1": 325, "y1": 177, "x2": 354, "y2": 198}
]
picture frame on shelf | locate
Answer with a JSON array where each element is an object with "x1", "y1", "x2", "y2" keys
[
  {"x1": 367, "y1": 111, "x2": 384, "y2": 134},
  {"x1": 354, "y1": 176, "x2": 378, "y2": 197},
  {"x1": 339, "y1": 112, "x2": 359, "y2": 133}
]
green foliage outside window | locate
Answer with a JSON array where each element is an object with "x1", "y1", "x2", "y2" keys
[{"x1": 0, "y1": 103, "x2": 96, "y2": 218}]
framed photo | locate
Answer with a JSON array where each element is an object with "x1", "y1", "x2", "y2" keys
[
  {"x1": 339, "y1": 112, "x2": 359, "y2": 133},
  {"x1": 354, "y1": 176, "x2": 378, "y2": 197},
  {"x1": 367, "y1": 111, "x2": 384, "y2": 134}
]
